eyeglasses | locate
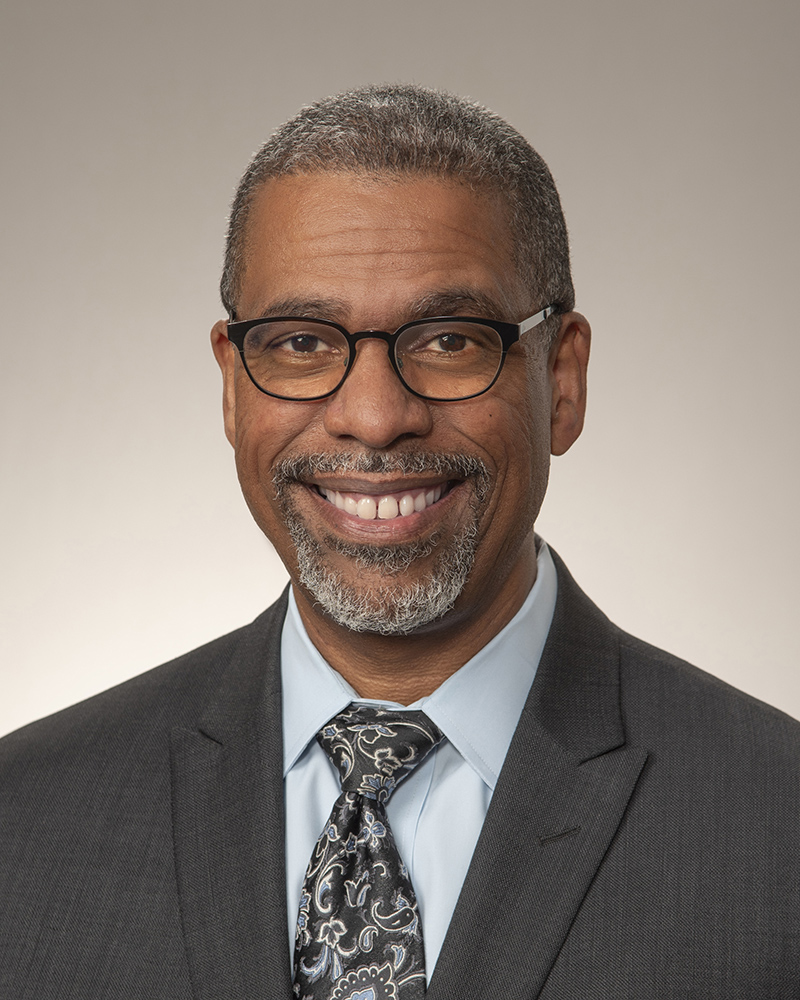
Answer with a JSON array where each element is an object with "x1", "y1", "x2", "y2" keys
[{"x1": 225, "y1": 305, "x2": 557, "y2": 402}]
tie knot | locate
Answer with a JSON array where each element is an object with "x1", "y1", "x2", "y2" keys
[{"x1": 318, "y1": 706, "x2": 443, "y2": 803}]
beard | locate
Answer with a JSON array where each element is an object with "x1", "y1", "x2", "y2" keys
[{"x1": 272, "y1": 452, "x2": 490, "y2": 636}]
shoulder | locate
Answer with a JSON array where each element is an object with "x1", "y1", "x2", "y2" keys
[
  {"x1": 616, "y1": 628, "x2": 800, "y2": 780},
  {"x1": 529, "y1": 558, "x2": 800, "y2": 992},
  {"x1": 0, "y1": 592, "x2": 289, "y2": 943},
  {"x1": 0, "y1": 591, "x2": 289, "y2": 783},
  {"x1": 619, "y1": 626, "x2": 799, "y2": 741},
  {"x1": 0, "y1": 595, "x2": 288, "y2": 995},
  {"x1": 550, "y1": 547, "x2": 799, "y2": 736},
  {"x1": 546, "y1": 546, "x2": 800, "y2": 776}
]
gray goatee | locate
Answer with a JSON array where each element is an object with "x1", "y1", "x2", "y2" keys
[{"x1": 273, "y1": 452, "x2": 490, "y2": 635}]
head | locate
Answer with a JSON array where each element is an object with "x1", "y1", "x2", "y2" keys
[
  {"x1": 212, "y1": 85, "x2": 589, "y2": 646},
  {"x1": 220, "y1": 84, "x2": 575, "y2": 340}
]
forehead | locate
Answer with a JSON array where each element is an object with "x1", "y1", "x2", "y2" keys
[{"x1": 236, "y1": 172, "x2": 525, "y2": 323}]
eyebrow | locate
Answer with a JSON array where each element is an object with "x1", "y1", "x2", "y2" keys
[
  {"x1": 405, "y1": 289, "x2": 508, "y2": 321},
  {"x1": 247, "y1": 296, "x2": 351, "y2": 321},
  {"x1": 247, "y1": 287, "x2": 510, "y2": 327}
]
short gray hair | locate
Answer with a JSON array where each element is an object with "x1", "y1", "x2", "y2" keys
[{"x1": 221, "y1": 84, "x2": 574, "y2": 336}]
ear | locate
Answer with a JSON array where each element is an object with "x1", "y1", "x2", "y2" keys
[
  {"x1": 211, "y1": 319, "x2": 237, "y2": 447},
  {"x1": 549, "y1": 312, "x2": 591, "y2": 456}
]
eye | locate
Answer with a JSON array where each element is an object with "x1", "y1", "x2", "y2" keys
[
  {"x1": 400, "y1": 322, "x2": 495, "y2": 356},
  {"x1": 279, "y1": 333, "x2": 330, "y2": 353},
  {"x1": 429, "y1": 332, "x2": 468, "y2": 352},
  {"x1": 261, "y1": 324, "x2": 345, "y2": 356}
]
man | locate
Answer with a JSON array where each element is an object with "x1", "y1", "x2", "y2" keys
[{"x1": 1, "y1": 85, "x2": 798, "y2": 999}]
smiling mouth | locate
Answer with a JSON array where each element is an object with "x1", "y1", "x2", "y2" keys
[
  {"x1": 316, "y1": 482, "x2": 452, "y2": 521},
  {"x1": 273, "y1": 452, "x2": 490, "y2": 528}
]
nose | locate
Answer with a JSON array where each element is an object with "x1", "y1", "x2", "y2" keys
[{"x1": 322, "y1": 339, "x2": 433, "y2": 448}]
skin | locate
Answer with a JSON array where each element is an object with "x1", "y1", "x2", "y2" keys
[{"x1": 212, "y1": 172, "x2": 590, "y2": 703}]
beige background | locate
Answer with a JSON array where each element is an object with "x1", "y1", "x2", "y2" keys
[{"x1": 1, "y1": 0, "x2": 798, "y2": 736}]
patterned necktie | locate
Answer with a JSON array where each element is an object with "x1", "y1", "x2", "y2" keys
[{"x1": 293, "y1": 705, "x2": 444, "y2": 1000}]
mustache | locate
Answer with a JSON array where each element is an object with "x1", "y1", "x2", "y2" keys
[{"x1": 273, "y1": 451, "x2": 491, "y2": 499}]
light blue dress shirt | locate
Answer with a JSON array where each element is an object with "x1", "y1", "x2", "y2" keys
[{"x1": 281, "y1": 540, "x2": 558, "y2": 978}]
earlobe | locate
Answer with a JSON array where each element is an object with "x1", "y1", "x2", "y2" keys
[
  {"x1": 211, "y1": 319, "x2": 237, "y2": 447},
  {"x1": 549, "y1": 312, "x2": 591, "y2": 457}
]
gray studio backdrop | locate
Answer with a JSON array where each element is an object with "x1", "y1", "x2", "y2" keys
[{"x1": 2, "y1": 0, "x2": 798, "y2": 736}]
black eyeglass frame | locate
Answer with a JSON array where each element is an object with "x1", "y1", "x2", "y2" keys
[{"x1": 225, "y1": 305, "x2": 558, "y2": 402}]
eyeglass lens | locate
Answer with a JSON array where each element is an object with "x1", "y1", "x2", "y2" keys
[{"x1": 241, "y1": 319, "x2": 506, "y2": 400}]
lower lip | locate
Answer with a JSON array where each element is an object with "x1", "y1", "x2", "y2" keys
[{"x1": 303, "y1": 483, "x2": 460, "y2": 538}]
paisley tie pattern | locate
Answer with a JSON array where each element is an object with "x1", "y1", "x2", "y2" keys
[{"x1": 292, "y1": 706, "x2": 444, "y2": 1000}]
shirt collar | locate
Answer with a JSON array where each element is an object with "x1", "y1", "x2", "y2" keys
[{"x1": 281, "y1": 540, "x2": 558, "y2": 789}]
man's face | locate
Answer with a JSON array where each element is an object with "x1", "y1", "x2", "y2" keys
[{"x1": 212, "y1": 172, "x2": 584, "y2": 637}]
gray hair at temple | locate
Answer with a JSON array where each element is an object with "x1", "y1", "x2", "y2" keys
[{"x1": 220, "y1": 84, "x2": 575, "y2": 340}]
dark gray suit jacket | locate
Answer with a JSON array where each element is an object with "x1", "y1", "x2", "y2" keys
[{"x1": 2, "y1": 553, "x2": 799, "y2": 998}]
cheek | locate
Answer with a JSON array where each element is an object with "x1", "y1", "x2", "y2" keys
[
  {"x1": 461, "y1": 379, "x2": 549, "y2": 486},
  {"x1": 476, "y1": 396, "x2": 552, "y2": 543},
  {"x1": 232, "y1": 395, "x2": 314, "y2": 504}
]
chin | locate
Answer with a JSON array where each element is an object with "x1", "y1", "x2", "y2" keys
[{"x1": 291, "y1": 520, "x2": 480, "y2": 636}]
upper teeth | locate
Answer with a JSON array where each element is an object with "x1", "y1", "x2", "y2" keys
[{"x1": 319, "y1": 484, "x2": 444, "y2": 520}]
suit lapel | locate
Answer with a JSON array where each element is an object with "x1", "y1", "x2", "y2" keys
[
  {"x1": 170, "y1": 593, "x2": 293, "y2": 1000},
  {"x1": 427, "y1": 553, "x2": 648, "y2": 1000}
]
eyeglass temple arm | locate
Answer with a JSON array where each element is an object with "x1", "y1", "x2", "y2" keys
[{"x1": 518, "y1": 305, "x2": 557, "y2": 337}]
